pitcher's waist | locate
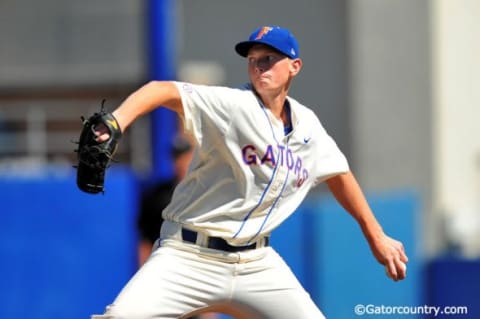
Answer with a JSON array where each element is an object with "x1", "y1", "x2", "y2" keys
[{"x1": 160, "y1": 220, "x2": 269, "y2": 252}]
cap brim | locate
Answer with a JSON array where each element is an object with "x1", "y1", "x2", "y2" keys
[
  {"x1": 235, "y1": 40, "x2": 293, "y2": 58},
  {"x1": 235, "y1": 41, "x2": 257, "y2": 57}
]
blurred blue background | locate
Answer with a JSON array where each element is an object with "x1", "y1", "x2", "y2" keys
[{"x1": 0, "y1": 0, "x2": 479, "y2": 318}]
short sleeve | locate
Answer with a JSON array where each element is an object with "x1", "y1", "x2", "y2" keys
[{"x1": 173, "y1": 82, "x2": 234, "y2": 146}]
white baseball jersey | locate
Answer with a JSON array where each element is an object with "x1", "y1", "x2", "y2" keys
[{"x1": 162, "y1": 82, "x2": 349, "y2": 245}]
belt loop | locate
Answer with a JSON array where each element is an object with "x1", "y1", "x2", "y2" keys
[
  {"x1": 196, "y1": 232, "x2": 208, "y2": 246},
  {"x1": 258, "y1": 236, "x2": 269, "y2": 248}
]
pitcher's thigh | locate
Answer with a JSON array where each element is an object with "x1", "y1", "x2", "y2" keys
[
  {"x1": 241, "y1": 286, "x2": 325, "y2": 319},
  {"x1": 235, "y1": 249, "x2": 325, "y2": 319},
  {"x1": 101, "y1": 246, "x2": 227, "y2": 319}
]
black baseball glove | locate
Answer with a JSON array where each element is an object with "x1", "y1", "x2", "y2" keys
[{"x1": 74, "y1": 100, "x2": 122, "y2": 194}]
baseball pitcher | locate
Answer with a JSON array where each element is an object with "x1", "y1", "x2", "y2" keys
[{"x1": 77, "y1": 25, "x2": 408, "y2": 319}]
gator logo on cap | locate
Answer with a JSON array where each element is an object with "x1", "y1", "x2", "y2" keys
[{"x1": 255, "y1": 26, "x2": 273, "y2": 40}]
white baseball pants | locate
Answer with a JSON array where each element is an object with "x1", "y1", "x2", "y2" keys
[{"x1": 92, "y1": 222, "x2": 326, "y2": 319}]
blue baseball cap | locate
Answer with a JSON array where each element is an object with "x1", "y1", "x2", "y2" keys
[{"x1": 235, "y1": 25, "x2": 300, "y2": 59}]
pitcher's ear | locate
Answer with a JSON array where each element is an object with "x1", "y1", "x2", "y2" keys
[{"x1": 290, "y1": 58, "x2": 302, "y2": 76}]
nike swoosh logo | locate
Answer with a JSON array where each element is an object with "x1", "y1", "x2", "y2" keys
[
  {"x1": 106, "y1": 119, "x2": 118, "y2": 130},
  {"x1": 304, "y1": 137, "x2": 311, "y2": 144}
]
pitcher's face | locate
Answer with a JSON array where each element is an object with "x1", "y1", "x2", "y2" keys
[{"x1": 247, "y1": 44, "x2": 301, "y2": 96}]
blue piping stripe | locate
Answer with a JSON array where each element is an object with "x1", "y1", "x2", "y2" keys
[
  {"x1": 233, "y1": 98, "x2": 285, "y2": 240},
  {"x1": 233, "y1": 163, "x2": 279, "y2": 238}
]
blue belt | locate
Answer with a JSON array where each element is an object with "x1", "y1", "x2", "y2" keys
[{"x1": 181, "y1": 228, "x2": 269, "y2": 252}]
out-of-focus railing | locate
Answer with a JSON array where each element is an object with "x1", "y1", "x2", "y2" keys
[{"x1": 0, "y1": 89, "x2": 152, "y2": 175}]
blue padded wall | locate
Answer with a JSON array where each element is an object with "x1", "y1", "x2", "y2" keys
[
  {"x1": 270, "y1": 208, "x2": 309, "y2": 289},
  {"x1": 312, "y1": 192, "x2": 422, "y2": 318},
  {"x1": 272, "y1": 191, "x2": 422, "y2": 319},
  {"x1": 427, "y1": 257, "x2": 480, "y2": 318},
  {"x1": 0, "y1": 169, "x2": 423, "y2": 319},
  {"x1": 0, "y1": 167, "x2": 138, "y2": 319}
]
